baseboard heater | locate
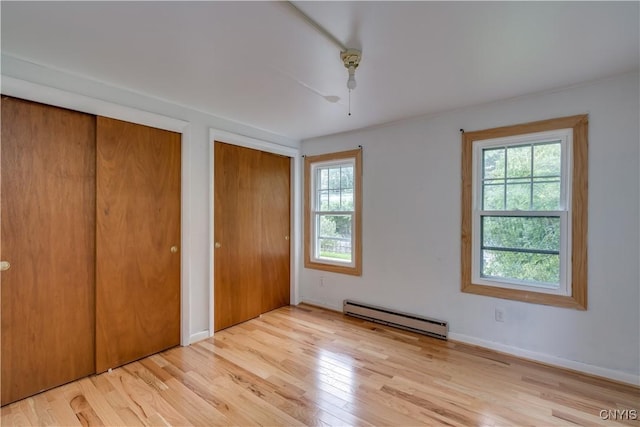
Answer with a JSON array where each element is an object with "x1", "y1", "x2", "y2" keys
[{"x1": 343, "y1": 299, "x2": 448, "y2": 340}]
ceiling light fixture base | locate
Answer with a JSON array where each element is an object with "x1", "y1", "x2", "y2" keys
[{"x1": 341, "y1": 49, "x2": 362, "y2": 70}]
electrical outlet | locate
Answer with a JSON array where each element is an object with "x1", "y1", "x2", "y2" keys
[
  {"x1": 319, "y1": 276, "x2": 325, "y2": 287},
  {"x1": 495, "y1": 308, "x2": 505, "y2": 322}
]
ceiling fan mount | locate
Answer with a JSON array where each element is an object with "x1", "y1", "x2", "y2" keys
[{"x1": 341, "y1": 49, "x2": 362, "y2": 91}]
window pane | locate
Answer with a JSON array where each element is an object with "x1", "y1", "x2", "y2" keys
[
  {"x1": 317, "y1": 189, "x2": 329, "y2": 211},
  {"x1": 505, "y1": 180, "x2": 531, "y2": 210},
  {"x1": 341, "y1": 188, "x2": 354, "y2": 210},
  {"x1": 482, "y1": 216, "x2": 560, "y2": 252},
  {"x1": 326, "y1": 189, "x2": 341, "y2": 210},
  {"x1": 506, "y1": 145, "x2": 531, "y2": 178},
  {"x1": 483, "y1": 183, "x2": 504, "y2": 210},
  {"x1": 329, "y1": 167, "x2": 341, "y2": 189},
  {"x1": 341, "y1": 166, "x2": 353, "y2": 190},
  {"x1": 483, "y1": 148, "x2": 505, "y2": 180},
  {"x1": 481, "y1": 249, "x2": 560, "y2": 287},
  {"x1": 320, "y1": 168, "x2": 329, "y2": 190},
  {"x1": 532, "y1": 180, "x2": 560, "y2": 210},
  {"x1": 317, "y1": 214, "x2": 352, "y2": 262},
  {"x1": 533, "y1": 142, "x2": 561, "y2": 177}
]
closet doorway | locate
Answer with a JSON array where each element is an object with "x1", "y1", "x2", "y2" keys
[
  {"x1": 0, "y1": 97, "x2": 181, "y2": 405},
  {"x1": 213, "y1": 141, "x2": 290, "y2": 331}
]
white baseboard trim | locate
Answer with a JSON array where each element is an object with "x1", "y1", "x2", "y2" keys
[
  {"x1": 449, "y1": 332, "x2": 640, "y2": 387},
  {"x1": 300, "y1": 298, "x2": 343, "y2": 312},
  {"x1": 189, "y1": 330, "x2": 211, "y2": 345}
]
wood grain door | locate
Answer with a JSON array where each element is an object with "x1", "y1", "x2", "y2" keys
[
  {"x1": 260, "y1": 151, "x2": 291, "y2": 313},
  {"x1": 1, "y1": 97, "x2": 96, "y2": 406},
  {"x1": 214, "y1": 142, "x2": 263, "y2": 331},
  {"x1": 96, "y1": 117, "x2": 181, "y2": 373},
  {"x1": 214, "y1": 142, "x2": 290, "y2": 331}
]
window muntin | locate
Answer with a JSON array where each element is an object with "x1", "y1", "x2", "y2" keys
[
  {"x1": 304, "y1": 149, "x2": 362, "y2": 276},
  {"x1": 482, "y1": 141, "x2": 562, "y2": 211},
  {"x1": 472, "y1": 131, "x2": 571, "y2": 295}
]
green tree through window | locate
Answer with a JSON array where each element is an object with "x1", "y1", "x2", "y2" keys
[{"x1": 480, "y1": 142, "x2": 562, "y2": 286}]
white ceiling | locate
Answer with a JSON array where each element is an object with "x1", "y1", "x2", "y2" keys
[{"x1": 2, "y1": 1, "x2": 638, "y2": 141}]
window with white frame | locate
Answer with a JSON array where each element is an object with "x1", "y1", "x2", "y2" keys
[
  {"x1": 461, "y1": 116, "x2": 588, "y2": 309},
  {"x1": 474, "y1": 132, "x2": 570, "y2": 294},
  {"x1": 304, "y1": 149, "x2": 362, "y2": 276}
]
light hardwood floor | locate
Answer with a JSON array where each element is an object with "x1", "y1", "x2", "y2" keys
[{"x1": 2, "y1": 304, "x2": 638, "y2": 426}]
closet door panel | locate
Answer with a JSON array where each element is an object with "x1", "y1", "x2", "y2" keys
[
  {"x1": 261, "y1": 151, "x2": 291, "y2": 313},
  {"x1": 96, "y1": 116, "x2": 180, "y2": 373},
  {"x1": 1, "y1": 97, "x2": 96, "y2": 405},
  {"x1": 214, "y1": 142, "x2": 263, "y2": 331}
]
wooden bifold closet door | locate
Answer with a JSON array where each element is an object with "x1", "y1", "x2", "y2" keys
[
  {"x1": 1, "y1": 98, "x2": 181, "y2": 405},
  {"x1": 1, "y1": 97, "x2": 96, "y2": 405},
  {"x1": 214, "y1": 141, "x2": 290, "y2": 331}
]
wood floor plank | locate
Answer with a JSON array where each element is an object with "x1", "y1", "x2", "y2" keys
[
  {"x1": 159, "y1": 378, "x2": 229, "y2": 426},
  {"x1": 47, "y1": 397, "x2": 84, "y2": 427},
  {"x1": 180, "y1": 371, "x2": 259, "y2": 426},
  {"x1": 2, "y1": 304, "x2": 638, "y2": 426},
  {"x1": 103, "y1": 365, "x2": 191, "y2": 426},
  {"x1": 75, "y1": 377, "x2": 125, "y2": 426}
]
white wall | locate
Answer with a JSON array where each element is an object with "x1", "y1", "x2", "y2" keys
[
  {"x1": 301, "y1": 72, "x2": 640, "y2": 385},
  {"x1": 1, "y1": 54, "x2": 300, "y2": 344}
]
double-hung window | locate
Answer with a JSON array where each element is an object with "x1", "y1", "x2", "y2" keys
[
  {"x1": 304, "y1": 149, "x2": 362, "y2": 276},
  {"x1": 461, "y1": 116, "x2": 588, "y2": 309}
]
